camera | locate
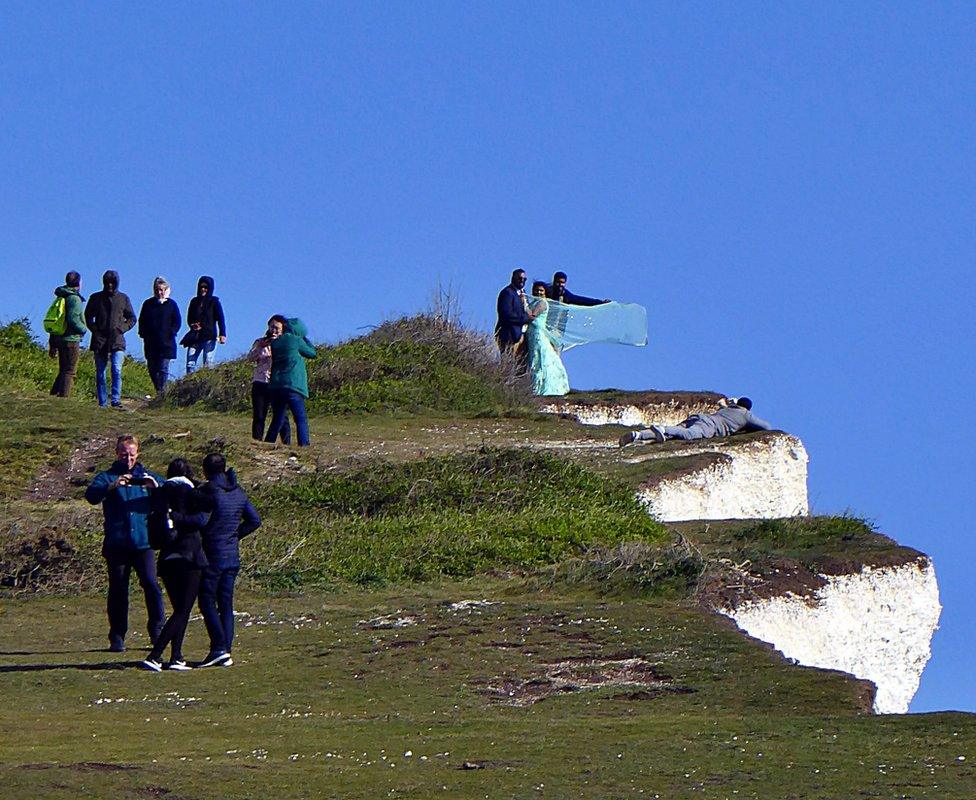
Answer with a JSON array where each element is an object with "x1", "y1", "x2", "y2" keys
[{"x1": 129, "y1": 465, "x2": 149, "y2": 486}]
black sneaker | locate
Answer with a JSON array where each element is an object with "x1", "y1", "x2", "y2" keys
[
  {"x1": 141, "y1": 657, "x2": 163, "y2": 672},
  {"x1": 198, "y1": 651, "x2": 232, "y2": 668},
  {"x1": 108, "y1": 637, "x2": 125, "y2": 653}
]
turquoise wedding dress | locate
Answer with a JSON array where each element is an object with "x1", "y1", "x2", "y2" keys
[{"x1": 526, "y1": 298, "x2": 570, "y2": 396}]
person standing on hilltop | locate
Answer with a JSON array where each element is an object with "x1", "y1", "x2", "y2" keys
[
  {"x1": 247, "y1": 317, "x2": 291, "y2": 443},
  {"x1": 545, "y1": 271, "x2": 609, "y2": 306},
  {"x1": 263, "y1": 316, "x2": 317, "y2": 447},
  {"x1": 84, "y1": 269, "x2": 136, "y2": 408},
  {"x1": 618, "y1": 397, "x2": 772, "y2": 447},
  {"x1": 495, "y1": 268, "x2": 532, "y2": 367},
  {"x1": 47, "y1": 270, "x2": 87, "y2": 398},
  {"x1": 137, "y1": 276, "x2": 182, "y2": 393},
  {"x1": 85, "y1": 434, "x2": 165, "y2": 652},
  {"x1": 181, "y1": 276, "x2": 226, "y2": 374}
]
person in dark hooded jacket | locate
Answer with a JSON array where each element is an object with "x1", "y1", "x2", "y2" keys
[
  {"x1": 142, "y1": 458, "x2": 211, "y2": 672},
  {"x1": 196, "y1": 453, "x2": 260, "y2": 667},
  {"x1": 48, "y1": 270, "x2": 87, "y2": 398},
  {"x1": 138, "y1": 276, "x2": 182, "y2": 392},
  {"x1": 85, "y1": 269, "x2": 136, "y2": 407},
  {"x1": 182, "y1": 276, "x2": 226, "y2": 374}
]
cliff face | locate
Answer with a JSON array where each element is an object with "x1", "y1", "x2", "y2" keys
[
  {"x1": 720, "y1": 559, "x2": 941, "y2": 714},
  {"x1": 543, "y1": 390, "x2": 941, "y2": 714}
]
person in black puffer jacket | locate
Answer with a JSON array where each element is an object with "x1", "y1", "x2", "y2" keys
[
  {"x1": 142, "y1": 459, "x2": 212, "y2": 672},
  {"x1": 182, "y1": 276, "x2": 226, "y2": 374},
  {"x1": 196, "y1": 452, "x2": 260, "y2": 668}
]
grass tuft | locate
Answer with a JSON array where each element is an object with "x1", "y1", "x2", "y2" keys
[{"x1": 158, "y1": 312, "x2": 531, "y2": 416}]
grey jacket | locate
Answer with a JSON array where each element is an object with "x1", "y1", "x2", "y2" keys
[{"x1": 708, "y1": 406, "x2": 772, "y2": 437}]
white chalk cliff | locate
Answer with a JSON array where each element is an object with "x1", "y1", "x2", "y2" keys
[
  {"x1": 721, "y1": 560, "x2": 941, "y2": 714},
  {"x1": 543, "y1": 392, "x2": 942, "y2": 713}
]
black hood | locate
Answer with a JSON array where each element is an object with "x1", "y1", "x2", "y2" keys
[
  {"x1": 102, "y1": 270, "x2": 119, "y2": 295},
  {"x1": 197, "y1": 275, "x2": 215, "y2": 296},
  {"x1": 209, "y1": 468, "x2": 239, "y2": 491}
]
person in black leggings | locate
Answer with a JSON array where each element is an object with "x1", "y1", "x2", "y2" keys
[{"x1": 141, "y1": 459, "x2": 211, "y2": 671}]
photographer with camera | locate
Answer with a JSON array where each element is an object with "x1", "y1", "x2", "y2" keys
[{"x1": 85, "y1": 434, "x2": 165, "y2": 653}]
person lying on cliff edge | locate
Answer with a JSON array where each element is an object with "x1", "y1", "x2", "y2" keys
[{"x1": 618, "y1": 397, "x2": 772, "y2": 447}]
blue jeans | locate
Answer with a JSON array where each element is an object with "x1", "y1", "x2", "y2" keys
[
  {"x1": 94, "y1": 350, "x2": 125, "y2": 406},
  {"x1": 185, "y1": 339, "x2": 216, "y2": 374},
  {"x1": 265, "y1": 389, "x2": 310, "y2": 446},
  {"x1": 146, "y1": 355, "x2": 171, "y2": 392},
  {"x1": 198, "y1": 565, "x2": 240, "y2": 654}
]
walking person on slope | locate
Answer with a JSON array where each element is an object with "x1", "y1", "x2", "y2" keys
[
  {"x1": 85, "y1": 270, "x2": 136, "y2": 407},
  {"x1": 137, "y1": 276, "x2": 182, "y2": 393},
  {"x1": 182, "y1": 276, "x2": 226, "y2": 374},
  {"x1": 47, "y1": 270, "x2": 87, "y2": 398},
  {"x1": 196, "y1": 453, "x2": 261, "y2": 668}
]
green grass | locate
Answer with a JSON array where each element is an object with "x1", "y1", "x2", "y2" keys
[
  {"x1": 0, "y1": 588, "x2": 973, "y2": 799},
  {"x1": 0, "y1": 319, "x2": 154, "y2": 400},
  {"x1": 248, "y1": 448, "x2": 668, "y2": 588},
  {"x1": 160, "y1": 313, "x2": 530, "y2": 416}
]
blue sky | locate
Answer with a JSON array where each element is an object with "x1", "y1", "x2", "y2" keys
[{"x1": 2, "y1": 3, "x2": 973, "y2": 712}]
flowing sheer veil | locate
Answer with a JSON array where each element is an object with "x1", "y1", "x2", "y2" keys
[{"x1": 543, "y1": 300, "x2": 647, "y2": 352}]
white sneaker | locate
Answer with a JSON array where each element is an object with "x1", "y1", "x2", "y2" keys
[
  {"x1": 141, "y1": 658, "x2": 163, "y2": 672},
  {"x1": 166, "y1": 660, "x2": 192, "y2": 671},
  {"x1": 198, "y1": 651, "x2": 232, "y2": 668}
]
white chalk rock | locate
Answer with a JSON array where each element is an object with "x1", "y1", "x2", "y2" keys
[
  {"x1": 636, "y1": 433, "x2": 809, "y2": 522},
  {"x1": 721, "y1": 559, "x2": 941, "y2": 713}
]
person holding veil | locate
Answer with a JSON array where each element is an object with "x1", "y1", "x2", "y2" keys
[{"x1": 526, "y1": 281, "x2": 570, "y2": 396}]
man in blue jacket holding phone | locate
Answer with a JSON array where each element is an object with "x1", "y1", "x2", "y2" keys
[{"x1": 85, "y1": 434, "x2": 165, "y2": 652}]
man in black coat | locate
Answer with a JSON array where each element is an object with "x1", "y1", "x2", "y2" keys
[
  {"x1": 196, "y1": 453, "x2": 261, "y2": 667},
  {"x1": 137, "y1": 276, "x2": 182, "y2": 393},
  {"x1": 84, "y1": 269, "x2": 136, "y2": 407},
  {"x1": 494, "y1": 268, "x2": 531, "y2": 359},
  {"x1": 545, "y1": 271, "x2": 609, "y2": 307}
]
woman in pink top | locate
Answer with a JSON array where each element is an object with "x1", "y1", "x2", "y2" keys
[{"x1": 247, "y1": 318, "x2": 291, "y2": 443}]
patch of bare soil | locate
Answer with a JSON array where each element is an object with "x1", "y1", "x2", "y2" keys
[
  {"x1": 480, "y1": 657, "x2": 691, "y2": 707},
  {"x1": 25, "y1": 434, "x2": 114, "y2": 502}
]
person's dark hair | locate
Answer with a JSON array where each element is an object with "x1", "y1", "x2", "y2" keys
[
  {"x1": 167, "y1": 458, "x2": 194, "y2": 480},
  {"x1": 532, "y1": 281, "x2": 547, "y2": 294},
  {"x1": 511, "y1": 268, "x2": 526, "y2": 282},
  {"x1": 269, "y1": 314, "x2": 288, "y2": 327},
  {"x1": 553, "y1": 271, "x2": 567, "y2": 282},
  {"x1": 65, "y1": 271, "x2": 81, "y2": 288},
  {"x1": 203, "y1": 452, "x2": 226, "y2": 477},
  {"x1": 735, "y1": 396, "x2": 753, "y2": 410}
]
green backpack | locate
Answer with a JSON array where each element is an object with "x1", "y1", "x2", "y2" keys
[{"x1": 43, "y1": 295, "x2": 67, "y2": 336}]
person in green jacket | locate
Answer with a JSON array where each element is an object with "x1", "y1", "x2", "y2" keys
[
  {"x1": 263, "y1": 316, "x2": 317, "y2": 446},
  {"x1": 49, "y1": 271, "x2": 88, "y2": 397}
]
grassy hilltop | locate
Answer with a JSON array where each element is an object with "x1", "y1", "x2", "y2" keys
[{"x1": 0, "y1": 317, "x2": 973, "y2": 799}]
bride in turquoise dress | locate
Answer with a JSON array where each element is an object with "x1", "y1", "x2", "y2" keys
[{"x1": 526, "y1": 282, "x2": 570, "y2": 396}]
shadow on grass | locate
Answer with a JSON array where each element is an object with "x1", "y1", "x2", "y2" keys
[{"x1": 0, "y1": 660, "x2": 133, "y2": 672}]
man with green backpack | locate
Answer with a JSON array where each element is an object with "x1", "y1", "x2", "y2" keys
[{"x1": 45, "y1": 271, "x2": 87, "y2": 398}]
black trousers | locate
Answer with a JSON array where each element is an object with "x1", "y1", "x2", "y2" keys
[
  {"x1": 149, "y1": 559, "x2": 202, "y2": 662},
  {"x1": 50, "y1": 340, "x2": 80, "y2": 397},
  {"x1": 251, "y1": 381, "x2": 290, "y2": 443},
  {"x1": 104, "y1": 547, "x2": 165, "y2": 643}
]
